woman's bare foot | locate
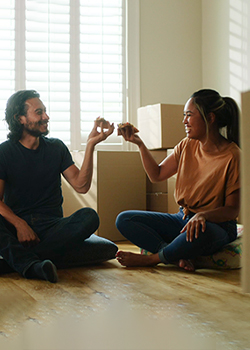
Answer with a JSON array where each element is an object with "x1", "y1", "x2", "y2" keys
[
  {"x1": 179, "y1": 259, "x2": 195, "y2": 272},
  {"x1": 116, "y1": 251, "x2": 160, "y2": 267}
]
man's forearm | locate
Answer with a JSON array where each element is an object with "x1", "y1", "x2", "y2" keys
[
  {"x1": 0, "y1": 200, "x2": 26, "y2": 229},
  {"x1": 0, "y1": 200, "x2": 40, "y2": 244},
  {"x1": 63, "y1": 121, "x2": 114, "y2": 193},
  {"x1": 75, "y1": 139, "x2": 95, "y2": 193}
]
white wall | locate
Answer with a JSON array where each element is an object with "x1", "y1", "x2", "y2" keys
[
  {"x1": 137, "y1": 0, "x2": 250, "y2": 107},
  {"x1": 139, "y1": 0, "x2": 202, "y2": 107},
  {"x1": 202, "y1": 0, "x2": 250, "y2": 105}
]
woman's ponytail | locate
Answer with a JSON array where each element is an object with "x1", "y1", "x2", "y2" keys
[{"x1": 223, "y1": 97, "x2": 240, "y2": 146}]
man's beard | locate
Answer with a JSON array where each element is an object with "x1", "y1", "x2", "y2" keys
[
  {"x1": 23, "y1": 121, "x2": 49, "y2": 137},
  {"x1": 26, "y1": 128, "x2": 49, "y2": 137}
]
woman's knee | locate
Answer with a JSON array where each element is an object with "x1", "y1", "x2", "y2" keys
[{"x1": 116, "y1": 211, "x2": 132, "y2": 231}]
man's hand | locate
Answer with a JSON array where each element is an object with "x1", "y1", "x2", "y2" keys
[
  {"x1": 180, "y1": 213, "x2": 206, "y2": 242},
  {"x1": 87, "y1": 120, "x2": 114, "y2": 146},
  {"x1": 16, "y1": 220, "x2": 40, "y2": 247}
]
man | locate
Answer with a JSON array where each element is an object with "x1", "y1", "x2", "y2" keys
[{"x1": 0, "y1": 90, "x2": 117, "y2": 283}]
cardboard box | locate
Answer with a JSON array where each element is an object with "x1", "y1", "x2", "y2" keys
[
  {"x1": 146, "y1": 193, "x2": 168, "y2": 213},
  {"x1": 137, "y1": 103, "x2": 185, "y2": 150},
  {"x1": 167, "y1": 149, "x2": 180, "y2": 214},
  {"x1": 168, "y1": 176, "x2": 179, "y2": 214},
  {"x1": 62, "y1": 151, "x2": 146, "y2": 241},
  {"x1": 241, "y1": 90, "x2": 250, "y2": 291},
  {"x1": 146, "y1": 150, "x2": 168, "y2": 193}
]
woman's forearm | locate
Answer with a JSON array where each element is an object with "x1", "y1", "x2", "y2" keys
[
  {"x1": 200, "y1": 206, "x2": 239, "y2": 223},
  {"x1": 138, "y1": 141, "x2": 178, "y2": 183},
  {"x1": 138, "y1": 142, "x2": 161, "y2": 182}
]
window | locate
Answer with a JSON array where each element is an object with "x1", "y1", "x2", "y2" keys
[
  {"x1": 0, "y1": 1, "x2": 15, "y2": 140},
  {"x1": 0, "y1": 0, "x2": 136, "y2": 150},
  {"x1": 25, "y1": 0, "x2": 71, "y2": 144}
]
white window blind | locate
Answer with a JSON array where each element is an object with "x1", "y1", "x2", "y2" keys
[
  {"x1": 26, "y1": 0, "x2": 71, "y2": 144},
  {"x1": 79, "y1": 0, "x2": 125, "y2": 147},
  {"x1": 0, "y1": 0, "x2": 127, "y2": 150},
  {"x1": 0, "y1": 0, "x2": 15, "y2": 140}
]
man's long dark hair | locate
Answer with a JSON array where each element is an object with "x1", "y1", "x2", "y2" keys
[{"x1": 5, "y1": 90, "x2": 40, "y2": 142}]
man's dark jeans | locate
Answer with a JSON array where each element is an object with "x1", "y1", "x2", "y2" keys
[{"x1": 0, "y1": 208, "x2": 99, "y2": 277}]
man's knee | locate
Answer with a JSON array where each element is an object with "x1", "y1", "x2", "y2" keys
[{"x1": 75, "y1": 207, "x2": 100, "y2": 231}]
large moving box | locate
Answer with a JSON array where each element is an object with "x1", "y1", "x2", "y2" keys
[
  {"x1": 146, "y1": 193, "x2": 168, "y2": 213},
  {"x1": 146, "y1": 149, "x2": 179, "y2": 214},
  {"x1": 146, "y1": 150, "x2": 168, "y2": 213},
  {"x1": 146, "y1": 150, "x2": 168, "y2": 193},
  {"x1": 167, "y1": 149, "x2": 180, "y2": 214},
  {"x1": 62, "y1": 151, "x2": 146, "y2": 241},
  {"x1": 241, "y1": 90, "x2": 250, "y2": 292},
  {"x1": 137, "y1": 103, "x2": 185, "y2": 150}
]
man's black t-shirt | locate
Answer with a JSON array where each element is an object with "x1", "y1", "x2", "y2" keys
[{"x1": 0, "y1": 137, "x2": 74, "y2": 218}]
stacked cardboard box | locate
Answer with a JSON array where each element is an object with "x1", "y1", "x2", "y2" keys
[
  {"x1": 62, "y1": 151, "x2": 146, "y2": 241},
  {"x1": 166, "y1": 149, "x2": 180, "y2": 214},
  {"x1": 146, "y1": 150, "x2": 168, "y2": 213},
  {"x1": 137, "y1": 103, "x2": 185, "y2": 214}
]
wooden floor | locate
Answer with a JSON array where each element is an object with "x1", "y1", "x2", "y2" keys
[{"x1": 0, "y1": 242, "x2": 250, "y2": 350}]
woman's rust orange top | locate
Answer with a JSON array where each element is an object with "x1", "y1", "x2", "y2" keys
[{"x1": 173, "y1": 137, "x2": 240, "y2": 217}]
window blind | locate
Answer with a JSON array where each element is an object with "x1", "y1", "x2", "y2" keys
[
  {"x1": 26, "y1": 0, "x2": 71, "y2": 144},
  {"x1": 79, "y1": 0, "x2": 125, "y2": 147},
  {"x1": 0, "y1": 0, "x2": 15, "y2": 141},
  {"x1": 0, "y1": 0, "x2": 126, "y2": 149}
]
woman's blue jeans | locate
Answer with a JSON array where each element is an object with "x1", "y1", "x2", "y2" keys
[
  {"x1": 116, "y1": 208, "x2": 237, "y2": 264},
  {"x1": 0, "y1": 208, "x2": 99, "y2": 276}
]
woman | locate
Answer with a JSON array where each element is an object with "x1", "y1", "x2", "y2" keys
[{"x1": 115, "y1": 89, "x2": 240, "y2": 271}]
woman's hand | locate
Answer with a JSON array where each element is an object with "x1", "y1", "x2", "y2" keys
[
  {"x1": 118, "y1": 126, "x2": 142, "y2": 146},
  {"x1": 180, "y1": 213, "x2": 206, "y2": 242},
  {"x1": 87, "y1": 120, "x2": 115, "y2": 146}
]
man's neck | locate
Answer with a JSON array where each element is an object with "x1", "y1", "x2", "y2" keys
[{"x1": 19, "y1": 134, "x2": 40, "y2": 150}]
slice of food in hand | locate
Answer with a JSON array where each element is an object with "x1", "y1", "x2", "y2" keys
[
  {"x1": 117, "y1": 122, "x2": 139, "y2": 135},
  {"x1": 95, "y1": 116, "x2": 110, "y2": 128}
]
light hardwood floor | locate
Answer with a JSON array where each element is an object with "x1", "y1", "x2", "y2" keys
[{"x1": 0, "y1": 242, "x2": 249, "y2": 350}]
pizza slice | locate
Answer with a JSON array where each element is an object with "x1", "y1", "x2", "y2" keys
[
  {"x1": 95, "y1": 116, "x2": 110, "y2": 129},
  {"x1": 117, "y1": 122, "x2": 139, "y2": 135}
]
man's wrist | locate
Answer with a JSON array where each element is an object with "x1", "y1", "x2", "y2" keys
[
  {"x1": 86, "y1": 138, "x2": 96, "y2": 150},
  {"x1": 14, "y1": 217, "x2": 27, "y2": 230}
]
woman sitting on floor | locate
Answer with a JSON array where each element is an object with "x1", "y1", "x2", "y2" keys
[{"x1": 115, "y1": 89, "x2": 240, "y2": 271}]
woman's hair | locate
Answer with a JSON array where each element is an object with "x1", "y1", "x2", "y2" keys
[
  {"x1": 5, "y1": 90, "x2": 40, "y2": 142},
  {"x1": 190, "y1": 89, "x2": 240, "y2": 146}
]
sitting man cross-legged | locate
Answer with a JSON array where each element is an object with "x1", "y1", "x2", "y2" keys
[{"x1": 0, "y1": 90, "x2": 118, "y2": 283}]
